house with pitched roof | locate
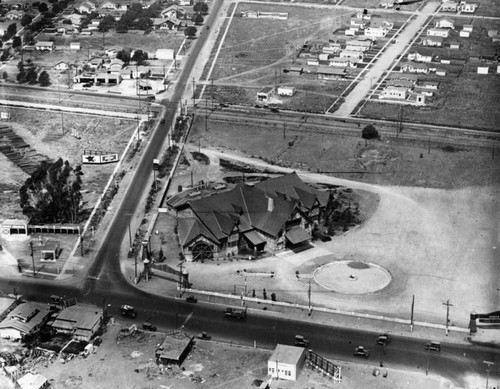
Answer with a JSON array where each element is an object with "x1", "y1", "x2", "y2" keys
[
  {"x1": 169, "y1": 173, "x2": 330, "y2": 261},
  {"x1": 0, "y1": 303, "x2": 50, "y2": 341}
]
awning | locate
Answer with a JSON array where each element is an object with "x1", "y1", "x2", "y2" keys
[
  {"x1": 285, "y1": 227, "x2": 311, "y2": 245},
  {"x1": 244, "y1": 231, "x2": 266, "y2": 246}
]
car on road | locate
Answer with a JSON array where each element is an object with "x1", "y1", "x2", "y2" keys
[
  {"x1": 92, "y1": 336, "x2": 102, "y2": 346},
  {"x1": 294, "y1": 335, "x2": 309, "y2": 347},
  {"x1": 142, "y1": 322, "x2": 157, "y2": 332},
  {"x1": 425, "y1": 341, "x2": 441, "y2": 352},
  {"x1": 186, "y1": 295, "x2": 198, "y2": 303},
  {"x1": 354, "y1": 346, "x2": 370, "y2": 358},
  {"x1": 197, "y1": 331, "x2": 211, "y2": 340},
  {"x1": 120, "y1": 304, "x2": 137, "y2": 318},
  {"x1": 376, "y1": 334, "x2": 391, "y2": 346},
  {"x1": 82, "y1": 83, "x2": 92, "y2": 88}
]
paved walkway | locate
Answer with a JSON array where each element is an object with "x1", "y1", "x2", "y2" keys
[{"x1": 334, "y1": 2, "x2": 441, "y2": 117}]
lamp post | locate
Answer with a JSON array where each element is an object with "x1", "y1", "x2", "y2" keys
[{"x1": 484, "y1": 361, "x2": 494, "y2": 389}]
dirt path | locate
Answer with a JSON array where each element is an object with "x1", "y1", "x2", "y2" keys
[{"x1": 334, "y1": 1, "x2": 441, "y2": 117}]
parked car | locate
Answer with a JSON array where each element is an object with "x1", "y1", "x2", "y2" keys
[
  {"x1": 186, "y1": 295, "x2": 198, "y2": 303},
  {"x1": 425, "y1": 341, "x2": 441, "y2": 352},
  {"x1": 376, "y1": 334, "x2": 391, "y2": 346},
  {"x1": 120, "y1": 304, "x2": 137, "y2": 318},
  {"x1": 294, "y1": 335, "x2": 310, "y2": 347},
  {"x1": 82, "y1": 83, "x2": 92, "y2": 88},
  {"x1": 142, "y1": 322, "x2": 157, "y2": 332},
  {"x1": 354, "y1": 346, "x2": 370, "y2": 358},
  {"x1": 92, "y1": 336, "x2": 102, "y2": 346},
  {"x1": 197, "y1": 331, "x2": 211, "y2": 340}
]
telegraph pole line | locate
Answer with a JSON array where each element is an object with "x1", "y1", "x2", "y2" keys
[
  {"x1": 483, "y1": 361, "x2": 494, "y2": 389},
  {"x1": 410, "y1": 294, "x2": 415, "y2": 332},
  {"x1": 308, "y1": 279, "x2": 312, "y2": 316},
  {"x1": 192, "y1": 77, "x2": 196, "y2": 106},
  {"x1": 29, "y1": 241, "x2": 35, "y2": 277},
  {"x1": 443, "y1": 299, "x2": 453, "y2": 335}
]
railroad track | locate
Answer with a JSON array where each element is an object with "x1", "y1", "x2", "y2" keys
[{"x1": 198, "y1": 106, "x2": 500, "y2": 148}]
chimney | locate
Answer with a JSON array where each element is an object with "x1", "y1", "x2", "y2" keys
[{"x1": 267, "y1": 197, "x2": 274, "y2": 212}]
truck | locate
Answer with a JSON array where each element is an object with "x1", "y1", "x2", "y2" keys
[{"x1": 224, "y1": 307, "x2": 247, "y2": 319}]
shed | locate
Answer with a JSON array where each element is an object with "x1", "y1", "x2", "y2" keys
[
  {"x1": 268, "y1": 344, "x2": 306, "y2": 381},
  {"x1": 1, "y1": 219, "x2": 28, "y2": 235},
  {"x1": 256, "y1": 87, "x2": 275, "y2": 103},
  {"x1": 40, "y1": 240, "x2": 60, "y2": 261},
  {"x1": 155, "y1": 332, "x2": 194, "y2": 365},
  {"x1": 277, "y1": 86, "x2": 295, "y2": 96}
]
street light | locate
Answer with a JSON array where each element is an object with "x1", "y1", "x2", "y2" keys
[{"x1": 484, "y1": 361, "x2": 494, "y2": 389}]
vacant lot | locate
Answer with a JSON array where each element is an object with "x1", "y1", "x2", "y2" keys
[{"x1": 0, "y1": 108, "x2": 136, "y2": 220}]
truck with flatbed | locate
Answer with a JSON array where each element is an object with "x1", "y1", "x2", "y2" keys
[{"x1": 224, "y1": 307, "x2": 247, "y2": 319}]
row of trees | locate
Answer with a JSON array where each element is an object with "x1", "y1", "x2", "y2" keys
[
  {"x1": 15, "y1": 60, "x2": 50, "y2": 85},
  {"x1": 19, "y1": 158, "x2": 84, "y2": 224}
]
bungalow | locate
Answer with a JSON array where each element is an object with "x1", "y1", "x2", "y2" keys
[
  {"x1": 380, "y1": 0, "x2": 395, "y2": 7},
  {"x1": 462, "y1": 24, "x2": 473, "y2": 32},
  {"x1": 364, "y1": 21, "x2": 393, "y2": 38},
  {"x1": 345, "y1": 28, "x2": 357, "y2": 36},
  {"x1": 316, "y1": 66, "x2": 347, "y2": 80},
  {"x1": 161, "y1": 5, "x2": 186, "y2": 19},
  {"x1": 179, "y1": 0, "x2": 191, "y2": 5},
  {"x1": 350, "y1": 17, "x2": 367, "y2": 29},
  {"x1": 307, "y1": 58, "x2": 319, "y2": 66},
  {"x1": 427, "y1": 28, "x2": 449, "y2": 37},
  {"x1": 100, "y1": 1, "x2": 129, "y2": 11},
  {"x1": 422, "y1": 36, "x2": 444, "y2": 46},
  {"x1": 54, "y1": 61, "x2": 69, "y2": 70},
  {"x1": 355, "y1": 11, "x2": 372, "y2": 20},
  {"x1": 5, "y1": 10, "x2": 23, "y2": 20},
  {"x1": 107, "y1": 58, "x2": 124, "y2": 72},
  {"x1": 400, "y1": 62, "x2": 429, "y2": 74},
  {"x1": 329, "y1": 57, "x2": 355, "y2": 68},
  {"x1": 407, "y1": 51, "x2": 433, "y2": 62},
  {"x1": 80, "y1": 28, "x2": 93, "y2": 35},
  {"x1": 459, "y1": 30, "x2": 470, "y2": 37},
  {"x1": 457, "y1": 0, "x2": 478, "y2": 13},
  {"x1": 65, "y1": 13, "x2": 84, "y2": 26},
  {"x1": 77, "y1": 0, "x2": 97, "y2": 13},
  {"x1": 322, "y1": 44, "x2": 341, "y2": 55},
  {"x1": 35, "y1": 41, "x2": 54, "y2": 52},
  {"x1": 449, "y1": 41, "x2": 460, "y2": 49},
  {"x1": 70, "y1": 42, "x2": 81, "y2": 50},
  {"x1": 435, "y1": 18, "x2": 455, "y2": 29},
  {"x1": 339, "y1": 50, "x2": 364, "y2": 61},
  {"x1": 345, "y1": 38, "x2": 372, "y2": 52},
  {"x1": 379, "y1": 85, "x2": 409, "y2": 100},
  {"x1": 441, "y1": 2, "x2": 458, "y2": 12},
  {"x1": 488, "y1": 30, "x2": 498, "y2": 37},
  {"x1": 435, "y1": 68, "x2": 447, "y2": 76},
  {"x1": 386, "y1": 78, "x2": 415, "y2": 88}
]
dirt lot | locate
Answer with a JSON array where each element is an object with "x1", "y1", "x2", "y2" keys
[
  {"x1": 190, "y1": 115, "x2": 500, "y2": 189},
  {"x1": 1, "y1": 322, "x2": 446, "y2": 389}
]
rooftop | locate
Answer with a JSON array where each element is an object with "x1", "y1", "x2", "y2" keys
[{"x1": 269, "y1": 344, "x2": 306, "y2": 365}]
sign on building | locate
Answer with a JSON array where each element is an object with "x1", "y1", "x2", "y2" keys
[{"x1": 82, "y1": 150, "x2": 119, "y2": 164}]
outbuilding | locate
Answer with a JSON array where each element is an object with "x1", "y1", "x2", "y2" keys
[
  {"x1": 268, "y1": 344, "x2": 306, "y2": 381},
  {"x1": 277, "y1": 86, "x2": 295, "y2": 96},
  {"x1": 1, "y1": 219, "x2": 28, "y2": 235},
  {"x1": 155, "y1": 332, "x2": 194, "y2": 365}
]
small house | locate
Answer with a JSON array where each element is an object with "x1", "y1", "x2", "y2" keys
[
  {"x1": 488, "y1": 30, "x2": 498, "y2": 37},
  {"x1": 449, "y1": 42, "x2": 460, "y2": 49},
  {"x1": 459, "y1": 30, "x2": 470, "y2": 37},
  {"x1": 0, "y1": 303, "x2": 50, "y2": 341},
  {"x1": 277, "y1": 86, "x2": 295, "y2": 96},
  {"x1": 435, "y1": 68, "x2": 447, "y2": 76},
  {"x1": 462, "y1": 24, "x2": 473, "y2": 32},
  {"x1": 78, "y1": 1, "x2": 97, "y2": 13},
  {"x1": 256, "y1": 87, "x2": 275, "y2": 103},
  {"x1": 40, "y1": 240, "x2": 60, "y2": 261},
  {"x1": 51, "y1": 305, "x2": 104, "y2": 341},
  {"x1": 70, "y1": 42, "x2": 81, "y2": 51},
  {"x1": 427, "y1": 28, "x2": 449, "y2": 38},
  {"x1": 379, "y1": 85, "x2": 409, "y2": 100},
  {"x1": 400, "y1": 62, "x2": 429, "y2": 74},
  {"x1": 422, "y1": 36, "x2": 444, "y2": 46},
  {"x1": 407, "y1": 51, "x2": 433, "y2": 62},
  {"x1": 419, "y1": 80, "x2": 439, "y2": 89},
  {"x1": 345, "y1": 39, "x2": 372, "y2": 52},
  {"x1": 35, "y1": 41, "x2": 54, "y2": 52},
  {"x1": 457, "y1": 0, "x2": 478, "y2": 13},
  {"x1": 345, "y1": 28, "x2": 357, "y2": 36},
  {"x1": 156, "y1": 332, "x2": 194, "y2": 365},
  {"x1": 5, "y1": 10, "x2": 23, "y2": 20},
  {"x1": 268, "y1": 345, "x2": 306, "y2": 381},
  {"x1": 477, "y1": 66, "x2": 489, "y2": 74},
  {"x1": 339, "y1": 50, "x2": 364, "y2": 61},
  {"x1": 329, "y1": 57, "x2": 353, "y2": 67},
  {"x1": 54, "y1": 61, "x2": 69, "y2": 71},
  {"x1": 441, "y1": 2, "x2": 458, "y2": 12},
  {"x1": 435, "y1": 18, "x2": 455, "y2": 29},
  {"x1": 17, "y1": 372, "x2": 49, "y2": 389}
]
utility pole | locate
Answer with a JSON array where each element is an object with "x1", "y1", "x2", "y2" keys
[
  {"x1": 308, "y1": 279, "x2": 312, "y2": 316},
  {"x1": 443, "y1": 299, "x2": 453, "y2": 335},
  {"x1": 192, "y1": 77, "x2": 196, "y2": 106},
  {"x1": 211, "y1": 79, "x2": 214, "y2": 111},
  {"x1": 283, "y1": 123, "x2": 286, "y2": 139},
  {"x1": 29, "y1": 241, "x2": 35, "y2": 277},
  {"x1": 80, "y1": 233, "x2": 84, "y2": 256},
  {"x1": 205, "y1": 97, "x2": 208, "y2": 131},
  {"x1": 134, "y1": 252, "x2": 138, "y2": 284},
  {"x1": 483, "y1": 361, "x2": 494, "y2": 389},
  {"x1": 410, "y1": 294, "x2": 415, "y2": 332}
]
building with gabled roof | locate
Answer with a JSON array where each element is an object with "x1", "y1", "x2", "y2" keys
[
  {"x1": 170, "y1": 173, "x2": 331, "y2": 261},
  {"x1": 51, "y1": 305, "x2": 103, "y2": 341},
  {"x1": 0, "y1": 302, "x2": 50, "y2": 341}
]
